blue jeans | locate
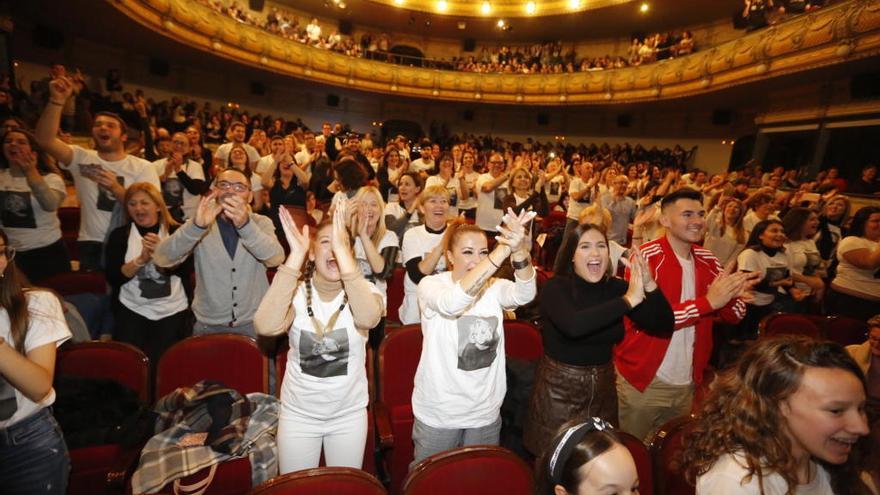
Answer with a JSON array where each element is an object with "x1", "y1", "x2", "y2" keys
[{"x1": 0, "y1": 408, "x2": 70, "y2": 494}]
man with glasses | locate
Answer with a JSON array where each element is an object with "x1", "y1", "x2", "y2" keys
[
  {"x1": 154, "y1": 169, "x2": 284, "y2": 337},
  {"x1": 476, "y1": 152, "x2": 510, "y2": 236}
]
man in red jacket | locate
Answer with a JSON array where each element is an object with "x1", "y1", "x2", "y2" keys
[{"x1": 614, "y1": 188, "x2": 758, "y2": 440}]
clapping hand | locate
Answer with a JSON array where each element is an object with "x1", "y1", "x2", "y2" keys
[
  {"x1": 137, "y1": 233, "x2": 160, "y2": 265},
  {"x1": 279, "y1": 207, "x2": 309, "y2": 270},
  {"x1": 496, "y1": 208, "x2": 537, "y2": 256},
  {"x1": 331, "y1": 200, "x2": 357, "y2": 273},
  {"x1": 707, "y1": 261, "x2": 761, "y2": 310},
  {"x1": 193, "y1": 191, "x2": 223, "y2": 229}
]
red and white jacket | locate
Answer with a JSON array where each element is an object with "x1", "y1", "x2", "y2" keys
[{"x1": 614, "y1": 235, "x2": 746, "y2": 392}]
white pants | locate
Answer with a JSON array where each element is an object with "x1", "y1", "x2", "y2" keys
[{"x1": 277, "y1": 408, "x2": 368, "y2": 474}]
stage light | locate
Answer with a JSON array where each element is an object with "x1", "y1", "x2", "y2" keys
[
  {"x1": 525, "y1": 1, "x2": 536, "y2": 14},
  {"x1": 640, "y1": 2, "x2": 649, "y2": 13},
  {"x1": 437, "y1": 0, "x2": 448, "y2": 12},
  {"x1": 481, "y1": 2, "x2": 491, "y2": 14}
]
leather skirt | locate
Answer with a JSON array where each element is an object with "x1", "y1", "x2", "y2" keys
[{"x1": 523, "y1": 355, "x2": 618, "y2": 457}]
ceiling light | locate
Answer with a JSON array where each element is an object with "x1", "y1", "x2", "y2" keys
[
  {"x1": 481, "y1": 2, "x2": 491, "y2": 14},
  {"x1": 394, "y1": 0, "x2": 404, "y2": 4},
  {"x1": 525, "y1": 1, "x2": 536, "y2": 14},
  {"x1": 457, "y1": 21, "x2": 467, "y2": 29},
  {"x1": 497, "y1": 19, "x2": 506, "y2": 28},
  {"x1": 569, "y1": 0, "x2": 581, "y2": 8},
  {"x1": 640, "y1": 2, "x2": 649, "y2": 13},
  {"x1": 437, "y1": 0, "x2": 448, "y2": 12}
]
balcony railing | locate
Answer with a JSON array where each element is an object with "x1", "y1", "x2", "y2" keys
[{"x1": 110, "y1": 0, "x2": 880, "y2": 105}]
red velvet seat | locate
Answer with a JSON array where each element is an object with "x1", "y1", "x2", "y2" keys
[
  {"x1": 249, "y1": 467, "x2": 387, "y2": 494},
  {"x1": 618, "y1": 431, "x2": 653, "y2": 495},
  {"x1": 824, "y1": 315, "x2": 868, "y2": 347},
  {"x1": 57, "y1": 342, "x2": 150, "y2": 495},
  {"x1": 275, "y1": 341, "x2": 378, "y2": 475},
  {"x1": 58, "y1": 206, "x2": 80, "y2": 260},
  {"x1": 41, "y1": 271, "x2": 107, "y2": 296},
  {"x1": 503, "y1": 320, "x2": 543, "y2": 362},
  {"x1": 536, "y1": 211, "x2": 567, "y2": 270},
  {"x1": 647, "y1": 415, "x2": 696, "y2": 495},
  {"x1": 374, "y1": 324, "x2": 422, "y2": 494},
  {"x1": 401, "y1": 445, "x2": 532, "y2": 495},
  {"x1": 156, "y1": 333, "x2": 269, "y2": 398},
  {"x1": 758, "y1": 312, "x2": 821, "y2": 340},
  {"x1": 386, "y1": 267, "x2": 406, "y2": 325}
]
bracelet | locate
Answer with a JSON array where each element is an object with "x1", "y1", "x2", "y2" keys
[
  {"x1": 487, "y1": 256, "x2": 501, "y2": 268},
  {"x1": 133, "y1": 258, "x2": 146, "y2": 267},
  {"x1": 511, "y1": 257, "x2": 531, "y2": 270},
  {"x1": 49, "y1": 99, "x2": 66, "y2": 106}
]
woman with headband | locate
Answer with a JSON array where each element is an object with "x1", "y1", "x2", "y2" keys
[{"x1": 536, "y1": 418, "x2": 640, "y2": 495}]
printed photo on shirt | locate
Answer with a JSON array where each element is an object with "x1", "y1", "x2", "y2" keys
[
  {"x1": 97, "y1": 176, "x2": 125, "y2": 212},
  {"x1": 457, "y1": 315, "x2": 500, "y2": 371},
  {"x1": 493, "y1": 187, "x2": 509, "y2": 209},
  {"x1": 549, "y1": 181, "x2": 560, "y2": 196},
  {"x1": 0, "y1": 377, "x2": 16, "y2": 421},
  {"x1": 1, "y1": 191, "x2": 37, "y2": 228},
  {"x1": 448, "y1": 186, "x2": 458, "y2": 207},
  {"x1": 802, "y1": 251, "x2": 821, "y2": 276},
  {"x1": 757, "y1": 266, "x2": 790, "y2": 294},
  {"x1": 162, "y1": 178, "x2": 185, "y2": 222},
  {"x1": 299, "y1": 328, "x2": 350, "y2": 378},
  {"x1": 137, "y1": 263, "x2": 172, "y2": 299}
]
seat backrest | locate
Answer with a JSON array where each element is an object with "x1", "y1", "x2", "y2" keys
[
  {"x1": 156, "y1": 334, "x2": 268, "y2": 398},
  {"x1": 647, "y1": 415, "x2": 696, "y2": 495},
  {"x1": 249, "y1": 467, "x2": 386, "y2": 495},
  {"x1": 58, "y1": 206, "x2": 81, "y2": 233},
  {"x1": 403, "y1": 445, "x2": 533, "y2": 495},
  {"x1": 618, "y1": 431, "x2": 653, "y2": 495},
  {"x1": 378, "y1": 324, "x2": 422, "y2": 407},
  {"x1": 57, "y1": 341, "x2": 150, "y2": 402},
  {"x1": 386, "y1": 267, "x2": 406, "y2": 324},
  {"x1": 759, "y1": 312, "x2": 820, "y2": 340},
  {"x1": 824, "y1": 316, "x2": 868, "y2": 347},
  {"x1": 503, "y1": 320, "x2": 543, "y2": 362},
  {"x1": 41, "y1": 271, "x2": 108, "y2": 296}
]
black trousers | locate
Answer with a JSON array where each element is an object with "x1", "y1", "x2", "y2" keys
[
  {"x1": 16, "y1": 239, "x2": 71, "y2": 283},
  {"x1": 113, "y1": 304, "x2": 191, "y2": 372}
]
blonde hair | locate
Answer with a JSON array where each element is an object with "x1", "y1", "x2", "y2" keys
[
  {"x1": 351, "y1": 186, "x2": 388, "y2": 246},
  {"x1": 420, "y1": 184, "x2": 451, "y2": 204},
  {"x1": 578, "y1": 203, "x2": 611, "y2": 233},
  {"x1": 123, "y1": 182, "x2": 179, "y2": 228},
  {"x1": 509, "y1": 166, "x2": 534, "y2": 190}
]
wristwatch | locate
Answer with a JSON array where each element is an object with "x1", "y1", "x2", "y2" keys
[{"x1": 511, "y1": 257, "x2": 531, "y2": 270}]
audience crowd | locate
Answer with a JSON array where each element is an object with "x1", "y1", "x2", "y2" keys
[{"x1": 0, "y1": 63, "x2": 878, "y2": 495}]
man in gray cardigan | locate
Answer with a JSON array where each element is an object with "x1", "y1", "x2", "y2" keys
[{"x1": 154, "y1": 169, "x2": 284, "y2": 337}]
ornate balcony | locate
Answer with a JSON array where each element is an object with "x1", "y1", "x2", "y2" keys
[{"x1": 110, "y1": 0, "x2": 880, "y2": 105}]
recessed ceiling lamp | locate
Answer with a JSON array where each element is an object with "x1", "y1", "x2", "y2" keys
[
  {"x1": 437, "y1": 0, "x2": 448, "y2": 12},
  {"x1": 394, "y1": 0, "x2": 404, "y2": 4},
  {"x1": 525, "y1": 1, "x2": 536, "y2": 14},
  {"x1": 640, "y1": 2, "x2": 649, "y2": 13},
  {"x1": 481, "y1": 2, "x2": 491, "y2": 14},
  {"x1": 497, "y1": 19, "x2": 506, "y2": 28},
  {"x1": 569, "y1": 0, "x2": 581, "y2": 9}
]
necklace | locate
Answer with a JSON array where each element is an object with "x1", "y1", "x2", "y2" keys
[{"x1": 305, "y1": 276, "x2": 348, "y2": 339}]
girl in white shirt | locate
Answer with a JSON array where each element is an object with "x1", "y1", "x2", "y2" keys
[
  {"x1": 350, "y1": 186, "x2": 399, "y2": 349},
  {"x1": 0, "y1": 129, "x2": 70, "y2": 282},
  {"x1": 782, "y1": 207, "x2": 825, "y2": 309},
  {"x1": 829, "y1": 206, "x2": 880, "y2": 322},
  {"x1": 703, "y1": 197, "x2": 746, "y2": 267},
  {"x1": 456, "y1": 150, "x2": 480, "y2": 220},
  {"x1": 0, "y1": 228, "x2": 73, "y2": 494},
  {"x1": 683, "y1": 337, "x2": 871, "y2": 495},
  {"x1": 255, "y1": 201, "x2": 383, "y2": 473},
  {"x1": 411, "y1": 208, "x2": 536, "y2": 466}
]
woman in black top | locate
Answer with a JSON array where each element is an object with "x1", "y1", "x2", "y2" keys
[
  {"x1": 266, "y1": 154, "x2": 310, "y2": 236},
  {"x1": 524, "y1": 223, "x2": 673, "y2": 457}
]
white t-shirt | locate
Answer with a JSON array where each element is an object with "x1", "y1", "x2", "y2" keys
[
  {"x1": 255, "y1": 155, "x2": 278, "y2": 179},
  {"x1": 834, "y1": 236, "x2": 880, "y2": 300},
  {"x1": 65, "y1": 146, "x2": 161, "y2": 242},
  {"x1": 703, "y1": 208, "x2": 745, "y2": 268},
  {"x1": 294, "y1": 150, "x2": 312, "y2": 169},
  {"x1": 409, "y1": 158, "x2": 434, "y2": 174},
  {"x1": 118, "y1": 225, "x2": 188, "y2": 320},
  {"x1": 354, "y1": 230, "x2": 400, "y2": 314},
  {"x1": 425, "y1": 175, "x2": 461, "y2": 217},
  {"x1": 566, "y1": 177, "x2": 592, "y2": 221},
  {"x1": 737, "y1": 248, "x2": 791, "y2": 307},
  {"x1": 413, "y1": 271, "x2": 536, "y2": 429},
  {"x1": 476, "y1": 173, "x2": 508, "y2": 232},
  {"x1": 399, "y1": 225, "x2": 447, "y2": 325},
  {"x1": 457, "y1": 171, "x2": 480, "y2": 211},
  {"x1": 280, "y1": 283, "x2": 379, "y2": 420},
  {"x1": 384, "y1": 202, "x2": 421, "y2": 245},
  {"x1": 786, "y1": 239, "x2": 822, "y2": 295},
  {"x1": 0, "y1": 290, "x2": 71, "y2": 428},
  {"x1": 544, "y1": 175, "x2": 565, "y2": 205},
  {"x1": 697, "y1": 452, "x2": 831, "y2": 495},
  {"x1": 656, "y1": 254, "x2": 696, "y2": 386},
  {"x1": 153, "y1": 158, "x2": 205, "y2": 221},
  {"x1": 743, "y1": 210, "x2": 779, "y2": 236},
  {"x1": 213, "y1": 142, "x2": 261, "y2": 166},
  {"x1": 0, "y1": 170, "x2": 66, "y2": 250}
]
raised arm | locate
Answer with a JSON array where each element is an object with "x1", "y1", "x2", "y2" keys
[
  {"x1": 255, "y1": 206, "x2": 309, "y2": 337},
  {"x1": 34, "y1": 76, "x2": 74, "y2": 166}
]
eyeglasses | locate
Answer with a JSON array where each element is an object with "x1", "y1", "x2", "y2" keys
[
  {"x1": 489, "y1": 160, "x2": 505, "y2": 164},
  {"x1": 216, "y1": 181, "x2": 249, "y2": 193},
  {"x1": 0, "y1": 246, "x2": 15, "y2": 261}
]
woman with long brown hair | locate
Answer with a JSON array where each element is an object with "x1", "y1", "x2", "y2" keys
[
  {"x1": 0, "y1": 228, "x2": 72, "y2": 494},
  {"x1": 682, "y1": 336, "x2": 872, "y2": 495},
  {"x1": 704, "y1": 196, "x2": 747, "y2": 267}
]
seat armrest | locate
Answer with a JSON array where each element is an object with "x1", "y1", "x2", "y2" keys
[
  {"x1": 106, "y1": 441, "x2": 147, "y2": 492},
  {"x1": 374, "y1": 401, "x2": 394, "y2": 449}
]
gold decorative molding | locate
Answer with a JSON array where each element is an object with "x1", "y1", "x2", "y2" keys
[
  {"x1": 363, "y1": 0, "x2": 634, "y2": 18},
  {"x1": 109, "y1": 0, "x2": 880, "y2": 105}
]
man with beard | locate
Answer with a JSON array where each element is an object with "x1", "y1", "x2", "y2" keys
[
  {"x1": 212, "y1": 121, "x2": 260, "y2": 170},
  {"x1": 36, "y1": 75, "x2": 159, "y2": 271}
]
